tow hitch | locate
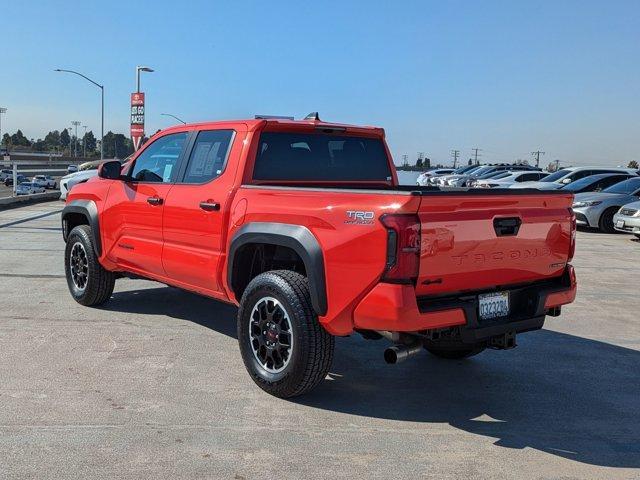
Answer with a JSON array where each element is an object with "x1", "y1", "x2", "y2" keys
[{"x1": 488, "y1": 331, "x2": 517, "y2": 350}]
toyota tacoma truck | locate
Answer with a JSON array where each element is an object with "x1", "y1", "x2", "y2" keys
[{"x1": 61, "y1": 115, "x2": 577, "y2": 398}]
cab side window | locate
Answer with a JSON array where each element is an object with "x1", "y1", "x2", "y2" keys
[
  {"x1": 181, "y1": 130, "x2": 234, "y2": 183},
  {"x1": 130, "y1": 132, "x2": 188, "y2": 183}
]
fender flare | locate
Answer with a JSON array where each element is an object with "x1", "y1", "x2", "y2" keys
[
  {"x1": 61, "y1": 199, "x2": 102, "y2": 256},
  {"x1": 228, "y1": 222, "x2": 327, "y2": 316}
]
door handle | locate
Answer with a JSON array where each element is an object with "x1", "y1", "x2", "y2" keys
[
  {"x1": 147, "y1": 196, "x2": 163, "y2": 206},
  {"x1": 199, "y1": 201, "x2": 220, "y2": 211}
]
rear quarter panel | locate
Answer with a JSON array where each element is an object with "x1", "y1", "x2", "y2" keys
[{"x1": 227, "y1": 186, "x2": 420, "y2": 335}]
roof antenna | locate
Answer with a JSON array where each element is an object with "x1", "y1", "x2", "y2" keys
[{"x1": 303, "y1": 112, "x2": 321, "y2": 121}]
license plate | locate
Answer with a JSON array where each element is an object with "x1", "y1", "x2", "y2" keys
[
  {"x1": 479, "y1": 292, "x2": 510, "y2": 320},
  {"x1": 616, "y1": 220, "x2": 625, "y2": 228}
]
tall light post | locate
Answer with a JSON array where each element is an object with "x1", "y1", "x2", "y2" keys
[
  {"x1": 160, "y1": 113, "x2": 186, "y2": 125},
  {"x1": 71, "y1": 121, "x2": 81, "y2": 157},
  {"x1": 136, "y1": 66, "x2": 154, "y2": 93},
  {"x1": 55, "y1": 69, "x2": 104, "y2": 159},
  {"x1": 82, "y1": 125, "x2": 87, "y2": 157},
  {"x1": 0, "y1": 107, "x2": 6, "y2": 148}
]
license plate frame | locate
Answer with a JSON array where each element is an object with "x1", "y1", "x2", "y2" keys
[{"x1": 478, "y1": 291, "x2": 510, "y2": 321}]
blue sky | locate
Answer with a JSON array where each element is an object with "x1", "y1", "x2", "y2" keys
[{"x1": 0, "y1": 0, "x2": 638, "y2": 166}]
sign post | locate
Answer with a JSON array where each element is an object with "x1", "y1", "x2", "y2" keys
[{"x1": 130, "y1": 92, "x2": 145, "y2": 151}]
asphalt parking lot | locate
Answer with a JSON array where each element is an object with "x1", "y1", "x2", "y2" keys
[{"x1": 0, "y1": 201, "x2": 638, "y2": 479}]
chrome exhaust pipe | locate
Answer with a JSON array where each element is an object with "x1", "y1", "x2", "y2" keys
[{"x1": 384, "y1": 343, "x2": 423, "y2": 364}]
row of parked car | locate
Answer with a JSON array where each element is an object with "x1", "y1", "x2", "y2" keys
[{"x1": 417, "y1": 164, "x2": 640, "y2": 235}]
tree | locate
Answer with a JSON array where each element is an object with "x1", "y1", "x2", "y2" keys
[
  {"x1": 415, "y1": 158, "x2": 423, "y2": 169},
  {"x1": 468, "y1": 159, "x2": 473, "y2": 165},
  {"x1": 60, "y1": 129, "x2": 70, "y2": 149},
  {"x1": 83, "y1": 130, "x2": 97, "y2": 155},
  {"x1": 10, "y1": 129, "x2": 31, "y2": 147},
  {"x1": 44, "y1": 130, "x2": 61, "y2": 150},
  {"x1": 102, "y1": 131, "x2": 134, "y2": 159},
  {"x1": 1, "y1": 133, "x2": 9, "y2": 148},
  {"x1": 424, "y1": 158, "x2": 431, "y2": 169},
  {"x1": 628, "y1": 160, "x2": 638, "y2": 169}
]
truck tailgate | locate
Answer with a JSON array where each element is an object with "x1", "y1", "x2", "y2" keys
[{"x1": 415, "y1": 191, "x2": 574, "y2": 297}]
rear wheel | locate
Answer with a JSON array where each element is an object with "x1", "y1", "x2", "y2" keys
[
  {"x1": 598, "y1": 207, "x2": 618, "y2": 233},
  {"x1": 64, "y1": 225, "x2": 115, "y2": 306},
  {"x1": 424, "y1": 342, "x2": 486, "y2": 359},
  {"x1": 237, "y1": 270, "x2": 334, "y2": 398}
]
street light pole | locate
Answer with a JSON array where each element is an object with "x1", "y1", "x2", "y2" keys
[
  {"x1": 136, "y1": 66, "x2": 154, "y2": 93},
  {"x1": 82, "y1": 125, "x2": 87, "y2": 157},
  {"x1": 71, "y1": 121, "x2": 81, "y2": 157},
  {"x1": 55, "y1": 69, "x2": 105, "y2": 159},
  {"x1": 160, "y1": 113, "x2": 187, "y2": 125},
  {"x1": 0, "y1": 107, "x2": 6, "y2": 148}
]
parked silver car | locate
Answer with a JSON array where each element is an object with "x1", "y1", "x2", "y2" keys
[
  {"x1": 572, "y1": 177, "x2": 640, "y2": 232},
  {"x1": 613, "y1": 201, "x2": 640, "y2": 238}
]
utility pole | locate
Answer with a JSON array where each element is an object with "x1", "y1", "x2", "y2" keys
[
  {"x1": 531, "y1": 150, "x2": 545, "y2": 168},
  {"x1": 402, "y1": 154, "x2": 408, "y2": 167},
  {"x1": 451, "y1": 149, "x2": 460, "y2": 168},
  {"x1": 71, "y1": 121, "x2": 81, "y2": 157},
  {"x1": 471, "y1": 148, "x2": 482, "y2": 165}
]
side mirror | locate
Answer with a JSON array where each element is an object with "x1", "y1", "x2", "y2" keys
[
  {"x1": 561, "y1": 178, "x2": 572, "y2": 184},
  {"x1": 98, "y1": 160, "x2": 121, "y2": 180}
]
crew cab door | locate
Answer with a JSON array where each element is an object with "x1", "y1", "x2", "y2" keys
[
  {"x1": 161, "y1": 128, "x2": 240, "y2": 295},
  {"x1": 101, "y1": 131, "x2": 189, "y2": 276}
]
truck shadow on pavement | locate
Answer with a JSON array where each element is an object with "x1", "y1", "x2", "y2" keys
[
  {"x1": 105, "y1": 286, "x2": 638, "y2": 468},
  {"x1": 302, "y1": 330, "x2": 640, "y2": 469}
]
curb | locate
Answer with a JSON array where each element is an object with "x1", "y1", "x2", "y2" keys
[{"x1": 0, "y1": 192, "x2": 61, "y2": 210}]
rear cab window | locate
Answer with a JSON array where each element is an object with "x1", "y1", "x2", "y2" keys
[{"x1": 252, "y1": 131, "x2": 392, "y2": 183}]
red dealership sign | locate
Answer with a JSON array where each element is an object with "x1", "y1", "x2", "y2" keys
[{"x1": 130, "y1": 92, "x2": 145, "y2": 151}]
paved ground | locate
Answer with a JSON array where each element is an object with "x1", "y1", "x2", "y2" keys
[{"x1": 0, "y1": 201, "x2": 638, "y2": 479}]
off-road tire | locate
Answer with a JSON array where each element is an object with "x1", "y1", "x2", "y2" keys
[
  {"x1": 598, "y1": 207, "x2": 618, "y2": 233},
  {"x1": 237, "y1": 270, "x2": 334, "y2": 398},
  {"x1": 425, "y1": 342, "x2": 486, "y2": 359},
  {"x1": 65, "y1": 225, "x2": 115, "y2": 306}
]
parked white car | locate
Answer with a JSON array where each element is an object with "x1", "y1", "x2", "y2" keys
[
  {"x1": 473, "y1": 171, "x2": 549, "y2": 188},
  {"x1": 416, "y1": 168, "x2": 455, "y2": 186},
  {"x1": 613, "y1": 200, "x2": 640, "y2": 238},
  {"x1": 16, "y1": 182, "x2": 46, "y2": 195},
  {"x1": 32, "y1": 175, "x2": 57, "y2": 189},
  {"x1": 510, "y1": 166, "x2": 638, "y2": 190},
  {"x1": 59, "y1": 169, "x2": 98, "y2": 200}
]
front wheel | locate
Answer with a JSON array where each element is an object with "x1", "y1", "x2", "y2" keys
[
  {"x1": 598, "y1": 207, "x2": 618, "y2": 233},
  {"x1": 64, "y1": 225, "x2": 115, "y2": 306},
  {"x1": 237, "y1": 270, "x2": 334, "y2": 398}
]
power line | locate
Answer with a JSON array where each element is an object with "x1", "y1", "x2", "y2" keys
[
  {"x1": 451, "y1": 149, "x2": 460, "y2": 168},
  {"x1": 531, "y1": 150, "x2": 545, "y2": 168}
]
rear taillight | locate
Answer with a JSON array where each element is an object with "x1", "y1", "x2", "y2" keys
[
  {"x1": 380, "y1": 214, "x2": 421, "y2": 283},
  {"x1": 568, "y1": 209, "x2": 577, "y2": 262}
]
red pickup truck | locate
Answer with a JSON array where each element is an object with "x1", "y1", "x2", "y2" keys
[{"x1": 61, "y1": 115, "x2": 577, "y2": 398}]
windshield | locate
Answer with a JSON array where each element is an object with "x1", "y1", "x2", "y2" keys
[
  {"x1": 561, "y1": 175, "x2": 604, "y2": 192},
  {"x1": 453, "y1": 165, "x2": 474, "y2": 174},
  {"x1": 540, "y1": 169, "x2": 571, "y2": 182},
  {"x1": 469, "y1": 166, "x2": 495, "y2": 177},
  {"x1": 488, "y1": 171, "x2": 512, "y2": 180},
  {"x1": 478, "y1": 170, "x2": 509, "y2": 179},
  {"x1": 603, "y1": 177, "x2": 640, "y2": 194}
]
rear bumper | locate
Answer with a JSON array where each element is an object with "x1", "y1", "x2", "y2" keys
[
  {"x1": 353, "y1": 265, "x2": 577, "y2": 337},
  {"x1": 613, "y1": 213, "x2": 640, "y2": 234}
]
